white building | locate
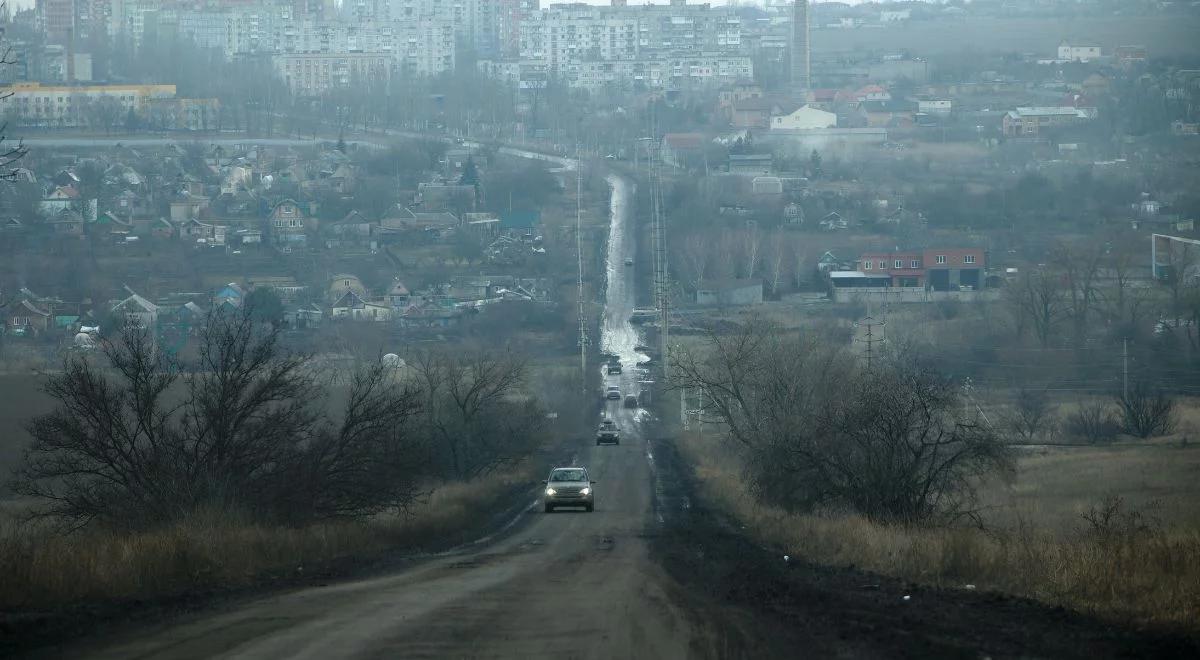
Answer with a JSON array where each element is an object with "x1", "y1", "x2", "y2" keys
[
  {"x1": 917, "y1": 99, "x2": 952, "y2": 115},
  {"x1": 770, "y1": 105, "x2": 837, "y2": 130},
  {"x1": 1057, "y1": 41, "x2": 1102, "y2": 62}
]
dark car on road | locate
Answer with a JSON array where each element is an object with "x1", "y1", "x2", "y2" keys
[
  {"x1": 607, "y1": 363, "x2": 622, "y2": 375},
  {"x1": 606, "y1": 386, "x2": 621, "y2": 400},
  {"x1": 596, "y1": 419, "x2": 620, "y2": 445}
]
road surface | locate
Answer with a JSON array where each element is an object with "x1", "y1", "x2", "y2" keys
[{"x1": 55, "y1": 173, "x2": 700, "y2": 659}]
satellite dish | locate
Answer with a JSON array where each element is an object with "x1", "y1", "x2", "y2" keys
[{"x1": 382, "y1": 353, "x2": 404, "y2": 368}]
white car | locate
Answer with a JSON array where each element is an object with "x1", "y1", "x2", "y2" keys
[{"x1": 605, "y1": 386, "x2": 621, "y2": 400}]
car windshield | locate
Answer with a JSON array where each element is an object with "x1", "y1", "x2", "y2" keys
[{"x1": 550, "y1": 469, "x2": 586, "y2": 482}]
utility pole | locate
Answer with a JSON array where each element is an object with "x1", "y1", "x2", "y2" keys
[
  {"x1": 651, "y1": 142, "x2": 670, "y2": 383},
  {"x1": 576, "y1": 150, "x2": 588, "y2": 395},
  {"x1": 853, "y1": 316, "x2": 885, "y2": 371},
  {"x1": 1122, "y1": 338, "x2": 1129, "y2": 401}
]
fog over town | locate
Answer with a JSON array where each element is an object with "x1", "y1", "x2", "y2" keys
[{"x1": 1, "y1": 1, "x2": 1199, "y2": 658}]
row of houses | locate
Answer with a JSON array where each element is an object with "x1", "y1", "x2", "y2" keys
[{"x1": 4, "y1": 267, "x2": 557, "y2": 340}]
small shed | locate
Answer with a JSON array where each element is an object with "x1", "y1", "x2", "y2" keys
[{"x1": 695, "y1": 279, "x2": 763, "y2": 306}]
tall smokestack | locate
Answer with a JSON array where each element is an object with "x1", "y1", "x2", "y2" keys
[{"x1": 791, "y1": 0, "x2": 810, "y2": 99}]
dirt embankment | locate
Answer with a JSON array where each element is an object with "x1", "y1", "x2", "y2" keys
[{"x1": 648, "y1": 436, "x2": 1200, "y2": 659}]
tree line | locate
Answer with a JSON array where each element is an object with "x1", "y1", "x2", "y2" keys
[{"x1": 13, "y1": 304, "x2": 548, "y2": 531}]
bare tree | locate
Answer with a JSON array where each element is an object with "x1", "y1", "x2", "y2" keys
[
  {"x1": 1162, "y1": 238, "x2": 1199, "y2": 326},
  {"x1": 1115, "y1": 381, "x2": 1176, "y2": 439},
  {"x1": 1002, "y1": 386, "x2": 1057, "y2": 443},
  {"x1": 740, "y1": 223, "x2": 761, "y2": 279},
  {"x1": 0, "y1": 2, "x2": 27, "y2": 179},
  {"x1": 292, "y1": 363, "x2": 426, "y2": 521},
  {"x1": 1101, "y1": 239, "x2": 1154, "y2": 338},
  {"x1": 1006, "y1": 268, "x2": 1065, "y2": 348},
  {"x1": 1054, "y1": 240, "x2": 1104, "y2": 347},
  {"x1": 407, "y1": 346, "x2": 547, "y2": 480},
  {"x1": 766, "y1": 228, "x2": 787, "y2": 296},
  {"x1": 709, "y1": 229, "x2": 738, "y2": 281},
  {"x1": 1065, "y1": 399, "x2": 1120, "y2": 444},
  {"x1": 673, "y1": 318, "x2": 1012, "y2": 523},
  {"x1": 677, "y1": 233, "x2": 711, "y2": 291},
  {"x1": 791, "y1": 242, "x2": 808, "y2": 290},
  {"x1": 15, "y1": 308, "x2": 429, "y2": 530}
]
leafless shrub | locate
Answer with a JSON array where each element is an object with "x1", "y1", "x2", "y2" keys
[
  {"x1": 673, "y1": 317, "x2": 1013, "y2": 524},
  {"x1": 1002, "y1": 387, "x2": 1058, "y2": 443},
  {"x1": 13, "y1": 308, "x2": 429, "y2": 530},
  {"x1": 1077, "y1": 494, "x2": 1161, "y2": 546},
  {"x1": 1065, "y1": 399, "x2": 1120, "y2": 444},
  {"x1": 1115, "y1": 381, "x2": 1177, "y2": 438}
]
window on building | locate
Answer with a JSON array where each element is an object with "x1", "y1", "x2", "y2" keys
[
  {"x1": 895, "y1": 259, "x2": 903, "y2": 269},
  {"x1": 964, "y1": 254, "x2": 976, "y2": 264},
  {"x1": 863, "y1": 261, "x2": 871, "y2": 270},
  {"x1": 936, "y1": 255, "x2": 946, "y2": 264},
  {"x1": 878, "y1": 260, "x2": 886, "y2": 269},
  {"x1": 911, "y1": 260, "x2": 920, "y2": 268}
]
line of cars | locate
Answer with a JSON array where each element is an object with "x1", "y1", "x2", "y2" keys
[{"x1": 544, "y1": 354, "x2": 645, "y2": 513}]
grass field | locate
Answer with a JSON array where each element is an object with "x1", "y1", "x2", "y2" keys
[
  {"x1": 0, "y1": 374, "x2": 56, "y2": 480},
  {"x1": 678, "y1": 428, "x2": 1200, "y2": 631},
  {"x1": 0, "y1": 465, "x2": 537, "y2": 610}
]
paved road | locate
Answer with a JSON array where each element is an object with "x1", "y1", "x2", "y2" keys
[{"x1": 57, "y1": 172, "x2": 698, "y2": 659}]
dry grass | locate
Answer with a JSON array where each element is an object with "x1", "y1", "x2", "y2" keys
[
  {"x1": 678, "y1": 433, "x2": 1200, "y2": 631},
  {"x1": 0, "y1": 467, "x2": 533, "y2": 610}
]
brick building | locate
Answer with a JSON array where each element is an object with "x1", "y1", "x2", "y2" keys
[{"x1": 856, "y1": 248, "x2": 985, "y2": 291}]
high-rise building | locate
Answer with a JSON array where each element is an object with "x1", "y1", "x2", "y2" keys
[
  {"x1": 790, "y1": 0, "x2": 809, "y2": 98},
  {"x1": 37, "y1": 0, "x2": 75, "y2": 45}
]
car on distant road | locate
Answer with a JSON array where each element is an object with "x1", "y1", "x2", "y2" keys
[
  {"x1": 607, "y1": 363, "x2": 622, "y2": 375},
  {"x1": 543, "y1": 467, "x2": 595, "y2": 512},
  {"x1": 596, "y1": 419, "x2": 620, "y2": 445},
  {"x1": 624, "y1": 258, "x2": 633, "y2": 266},
  {"x1": 606, "y1": 386, "x2": 621, "y2": 400},
  {"x1": 624, "y1": 395, "x2": 638, "y2": 409}
]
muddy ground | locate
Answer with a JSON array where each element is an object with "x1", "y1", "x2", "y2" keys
[{"x1": 649, "y1": 436, "x2": 1200, "y2": 659}]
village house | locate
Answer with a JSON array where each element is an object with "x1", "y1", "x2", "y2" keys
[
  {"x1": 325, "y1": 210, "x2": 376, "y2": 249},
  {"x1": 728, "y1": 97, "x2": 797, "y2": 129},
  {"x1": 6, "y1": 299, "x2": 52, "y2": 336},
  {"x1": 270, "y1": 198, "x2": 313, "y2": 249},
  {"x1": 331, "y1": 290, "x2": 393, "y2": 322},
  {"x1": 180, "y1": 218, "x2": 226, "y2": 245},
  {"x1": 770, "y1": 105, "x2": 838, "y2": 131},
  {"x1": 112, "y1": 292, "x2": 159, "y2": 328},
  {"x1": 327, "y1": 274, "x2": 368, "y2": 304}
]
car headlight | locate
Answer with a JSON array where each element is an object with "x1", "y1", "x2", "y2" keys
[
  {"x1": 580, "y1": 487, "x2": 591, "y2": 496},
  {"x1": 545, "y1": 488, "x2": 557, "y2": 496}
]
